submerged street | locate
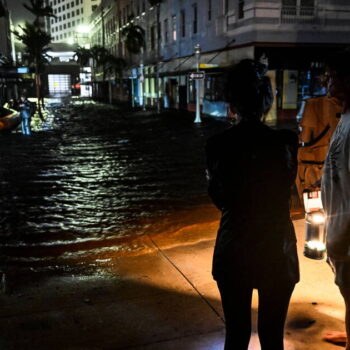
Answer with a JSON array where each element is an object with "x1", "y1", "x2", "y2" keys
[{"x1": 0, "y1": 101, "x2": 227, "y2": 268}]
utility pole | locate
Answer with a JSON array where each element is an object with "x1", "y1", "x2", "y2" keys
[
  {"x1": 194, "y1": 44, "x2": 201, "y2": 123},
  {"x1": 155, "y1": 4, "x2": 161, "y2": 114}
]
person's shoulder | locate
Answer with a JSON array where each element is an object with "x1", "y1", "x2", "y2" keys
[{"x1": 206, "y1": 126, "x2": 237, "y2": 149}]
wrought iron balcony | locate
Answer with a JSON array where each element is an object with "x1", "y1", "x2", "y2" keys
[{"x1": 280, "y1": 5, "x2": 318, "y2": 25}]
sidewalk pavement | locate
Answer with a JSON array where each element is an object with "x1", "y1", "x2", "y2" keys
[{"x1": 0, "y1": 215, "x2": 346, "y2": 350}]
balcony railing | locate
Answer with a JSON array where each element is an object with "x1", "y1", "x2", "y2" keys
[{"x1": 281, "y1": 6, "x2": 318, "y2": 25}]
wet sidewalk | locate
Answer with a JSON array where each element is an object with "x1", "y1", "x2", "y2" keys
[{"x1": 0, "y1": 218, "x2": 346, "y2": 350}]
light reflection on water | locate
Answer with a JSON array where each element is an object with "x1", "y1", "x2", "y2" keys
[{"x1": 0, "y1": 102, "x2": 227, "y2": 260}]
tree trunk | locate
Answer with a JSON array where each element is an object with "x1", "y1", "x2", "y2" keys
[{"x1": 35, "y1": 67, "x2": 44, "y2": 121}]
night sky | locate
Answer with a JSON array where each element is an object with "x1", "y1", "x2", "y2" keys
[{"x1": 7, "y1": 0, "x2": 34, "y2": 26}]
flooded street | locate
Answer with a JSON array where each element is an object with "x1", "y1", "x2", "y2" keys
[{"x1": 0, "y1": 102, "x2": 228, "y2": 266}]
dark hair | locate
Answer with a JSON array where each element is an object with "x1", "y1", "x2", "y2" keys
[
  {"x1": 325, "y1": 47, "x2": 350, "y2": 111},
  {"x1": 226, "y1": 59, "x2": 273, "y2": 120}
]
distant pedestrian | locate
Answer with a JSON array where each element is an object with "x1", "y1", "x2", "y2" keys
[
  {"x1": 18, "y1": 95, "x2": 32, "y2": 135},
  {"x1": 205, "y1": 58, "x2": 299, "y2": 350},
  {"x1": 321, "y1": 48, "x2": 350, "y2": 348}
]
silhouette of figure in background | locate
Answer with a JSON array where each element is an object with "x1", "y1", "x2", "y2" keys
[
  {"x1": 18, "y1": 95, "x2": 32, "y2": 135},
  {"x1": 205, "y1": 59, "x2": 299, "y2": 350}
]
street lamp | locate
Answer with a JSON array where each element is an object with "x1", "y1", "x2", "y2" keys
[{"x1": 194, "y1": 43, "x2": 201, "y2": 123}]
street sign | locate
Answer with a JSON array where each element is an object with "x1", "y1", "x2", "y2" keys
[{"x1": 188, "y1": 71, "x2": 205, "y2": 80}]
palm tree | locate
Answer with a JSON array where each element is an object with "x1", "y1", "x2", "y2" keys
[
  {"x1": 148, "y1": 0, "x2": 164, "y2": 113},
  {"x1": 74, "y1": 46, "x2": 92, "y2": 67},
  {"x1": 23, "y1": 0, "x2": 56, "y2": 27},
  {"x1": 121, "y1": 22, "x2": 145, "y2": 55},
  {"x1": 13, "y1": 22, "x2": 52, "y2": 120},
  {"x1": 105, "y1": 55, "x2": 127, "y2": 79}
]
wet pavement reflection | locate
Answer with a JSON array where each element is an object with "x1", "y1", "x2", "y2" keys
[{"x1": 0, "y1": 100, "x2": 228, "y2": 264}]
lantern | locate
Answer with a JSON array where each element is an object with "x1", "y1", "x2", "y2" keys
[{"x1": 303, "y1": 191, "x2": 326, "y2": 260}]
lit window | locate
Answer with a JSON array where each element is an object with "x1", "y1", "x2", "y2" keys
[{"x1": 172, "y1": 15, "x2": 176, "y2": 41}]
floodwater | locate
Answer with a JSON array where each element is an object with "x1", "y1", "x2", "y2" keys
[{"x1": 0, "y1": 101, "x2": 228, "y2": 266}]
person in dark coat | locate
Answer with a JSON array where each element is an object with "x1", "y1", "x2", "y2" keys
[{"x1": 205, "y1": 59, "x2": 299, "y2": 350}]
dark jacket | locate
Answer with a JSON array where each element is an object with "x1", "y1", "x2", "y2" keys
[{"x1": 205, "y1": 119, "x2": 299, "y2": 286}]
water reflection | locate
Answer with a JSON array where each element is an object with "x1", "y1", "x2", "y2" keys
[{"x1": 0, "y1": 101, "x2": 228, "y2": 260}]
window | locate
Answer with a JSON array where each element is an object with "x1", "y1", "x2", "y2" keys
[
  {"x1": 63, "y1": 14, "x2": 66, "y2": 20},
  {"x1": 238, "y1": 0, "x2": 244, "y2": 18},
  {"x1": 75, "y1": 0, "x2": 79, "y2": 5},
  {"x1": 180, "y1": 10, "x2": 185, "y2": 37},
  {"x1": 164, "y1": 18, "x2": 168, "y2": 43},
  {"x1": 76, "y1": 9, "x2": 80, "y2": 15},
  {"x1": 208, "y1": 0, "x2": 212, "y2": 20},
  {"x1": 193, "y1": 4, "x2": 197, "y2": 34},
  {"x1": 68, "y1": 22, "x2": 71, "y2": 27},
  {"x1": 71, "y1": 1, "x2": 74, "y2": 7},
  {"x1": 59, "y1": 24, "x2": 62, "y2": 30},
  {"x1": 67, "y1": 12, "x2": 70, "y2": 18},
  {"x1": 72, "y1": 20, "x2": 75, "y2": 25},
  {"x1": 71, "y1": 10, "x2": 74, "y2": 16},
  {"x1": 150, "y1": 25, "x2": 155, "y2": 50},
  {"x1": 142, "y1": 0, "x2": 145, "y2": 13},
  {"x1": 172, "y1": 15, "x2": 177, "y2": 41},
  {"x1": 62, "y1": 5, "x2": 65, "y2": 10},
  {"x1": 224, "y1": 0, "x2": 229, "y2": 14},
  {"x1": 63, "y1": 23, "x2": 66, "y2": 29},
  {"x1": 67, "y1": 3, "x2": 70, "y2": 9},
  {"x1": 92, "y1": 5, "x2": 97, "y2": 11}
]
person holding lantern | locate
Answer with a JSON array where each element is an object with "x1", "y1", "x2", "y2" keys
[
  {"x1": 205, "y1": 58, "x2": 299, "y2": 350},
  {"x1": 321, "y1": 48, "x2": 350, "y2": 347}
]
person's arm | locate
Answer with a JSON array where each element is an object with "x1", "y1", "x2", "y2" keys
[
  {"x1": 205, "y1": 140, "x2": 226, "y2": 211},
  {"x1": 299, "y1": 99, "x2": 317, "y2": 144}
]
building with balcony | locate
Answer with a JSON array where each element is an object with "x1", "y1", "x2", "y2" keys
[
  {"x1": 48, "y1": 0, "x2": 101, "y2": 45},
  {"x1": 0, "y1": 0, "x2": 17, "y2": 104},
  {"x1": 90, "y1": 0, "x2": 350, "y2": 121}
]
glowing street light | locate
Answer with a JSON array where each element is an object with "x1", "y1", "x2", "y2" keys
[{"x1": 194, "y1": 44, "x2": 201, "y2": 123}]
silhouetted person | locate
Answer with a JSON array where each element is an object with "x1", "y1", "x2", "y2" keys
[
  {"x1": 321, "y1": 48, "x2": 350, "y2": 348},
  {"x1": 205, "y1": 59, "x2": 299, "y2": 350},
  {"x1": 18, "y1": 95, "x2": 32, "y2": 135}
]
